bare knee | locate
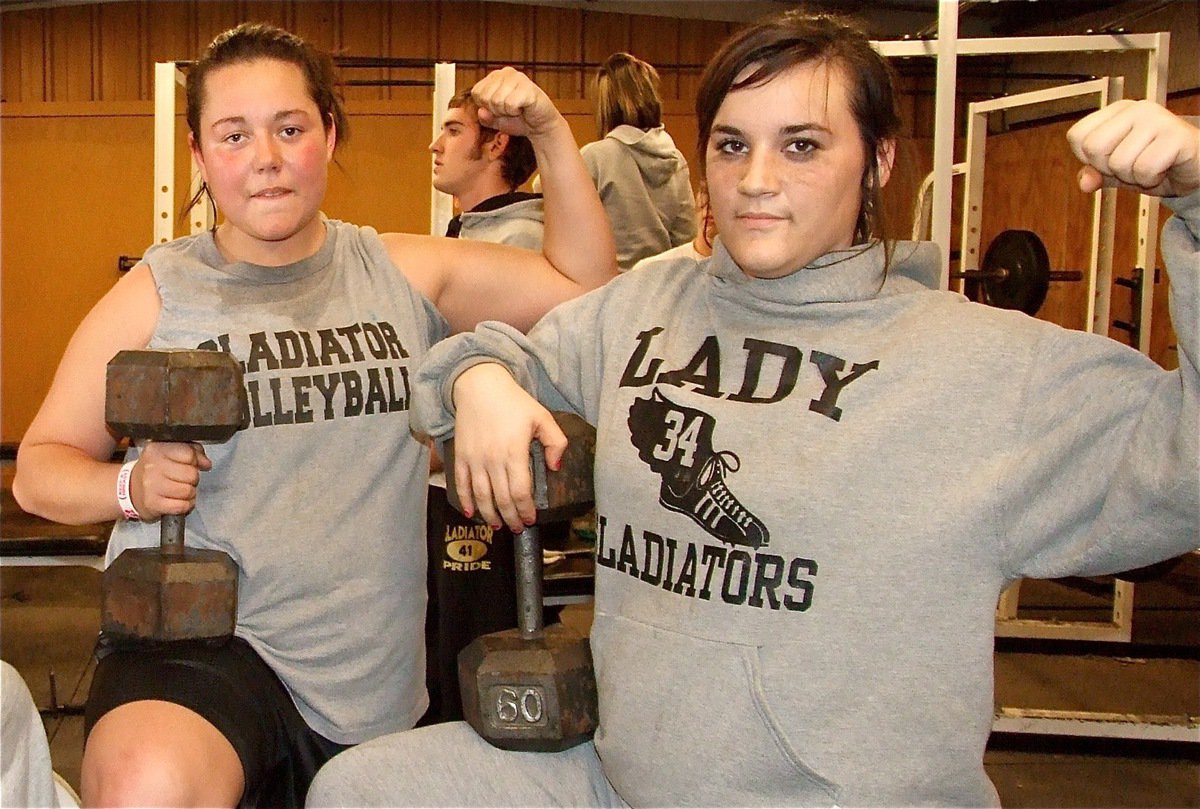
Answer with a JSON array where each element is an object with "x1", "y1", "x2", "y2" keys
[{"x1": 82, "y1": 701, "x2": 244, "y2": 808}]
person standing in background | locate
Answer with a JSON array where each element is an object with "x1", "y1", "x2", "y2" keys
[
  {"x1": 540, "y1": 52, "x2": 696, "y2": 270},
  {"x1": 431, "y1": 91, "x2": 544, "y2": 250},
  {"x1": 630, "y1": 181, "x2": 717, "y2": 269}
]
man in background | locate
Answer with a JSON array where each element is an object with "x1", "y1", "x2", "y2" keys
[{"x1": 431, "y1": 91, "x2": 544, "y2": 249}]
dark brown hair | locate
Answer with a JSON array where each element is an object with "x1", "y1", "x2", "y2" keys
[
  {"x1": 183, "y1": 22, "x2": 349, "y2": 219},
  {"x1": 695, "y1": 11, "x2": 900, "y2": 245},
  {"x1": 447, "y1": 91, "x2": 538, "y2": 189},
  {"x1": 595, "y1": 52, "x2": 663, "y2": 138}
]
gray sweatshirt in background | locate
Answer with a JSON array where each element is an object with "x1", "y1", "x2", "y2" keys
[{"x1": 580, "y1": 124, "x2": 697, "y2": 270}]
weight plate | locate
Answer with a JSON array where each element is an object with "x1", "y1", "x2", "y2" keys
[{"x1": 980, "y1": 229, "x2": 1051, "y2": 316}]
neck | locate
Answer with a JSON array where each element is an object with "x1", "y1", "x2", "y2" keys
[
  {"x1": 213, "y1": 216, "x2": 327, "y2": 266},
  {"x1": 457, "y1": 176, "x2": 516, "y2": 213}
]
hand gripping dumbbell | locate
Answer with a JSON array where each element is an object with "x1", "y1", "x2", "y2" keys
[
  {"x1": 102, "y1": 349, "x2": 246, "y2": 642},
  {"x1": 445, "y1": 412, "x2": 599, "y2": 752}
]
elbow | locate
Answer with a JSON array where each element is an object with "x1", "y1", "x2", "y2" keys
[{"x1": 10, "y1": 467, "x2": 40, "y2": 519}]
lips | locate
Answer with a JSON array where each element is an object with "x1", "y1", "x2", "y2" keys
[
  {"x1": 737, "y1": 212, "x2": 787, "y2": 229},
  {"x1": 252, "y1": 187, "x2": 291, "y2": 199}
]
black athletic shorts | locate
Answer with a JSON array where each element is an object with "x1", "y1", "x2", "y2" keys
[{"x1": 86, "y1": 634, "x2": 349, "y2": 808}]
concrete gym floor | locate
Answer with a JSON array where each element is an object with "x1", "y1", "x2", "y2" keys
[{"x1": 2, "y1": 563, "x2": 1197, "y2": 806}]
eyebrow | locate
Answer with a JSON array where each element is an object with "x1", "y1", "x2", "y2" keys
[
  {"x1": 210, "y1": 109, "x2": 311, "y2": 130},
  {"x1": 712, "y1": 122, "x2": 832, "y2": 138}
]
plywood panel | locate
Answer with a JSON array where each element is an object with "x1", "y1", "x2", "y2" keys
[
  {"x1": 292, "y1": 1, "x2": 338, "y2": 53},
  {"x1": 240, "y1": 1, "x2": 292, "y2": 31},
  {"x1": 677, "y1": 17, "x2": 728, "y2": 107},
  {"x1": 437, "y1": 0, "x2": 487, "y2": 89},
  {"x1": 482, "y1": 2, "x2": 530, "y2": 68},
  {"x1": 144, "y1": 1, "x2": 193, "y2": 88},
  {"x1": 1, "y1": 10, "x2": 47, "y2": 104},
  {"x1": 978, "y1": 121, "x2": 1091, "y2": 332},
  {"x1": 530, "y1": 6, "x2": 583, "y2": 100},
  {"x1": 630, "y1": 14, "x2": 679, "y2": 99},
  {"x1": 97, "y1": 2, "x2": 146, "y2": 101},
  {"x1": 326, "y1": 105, "x2": 435, "y2": 236},
  {"x1": 46, "y1": 5, "x2": 95, "y2": 101},
  {"x1": 580, "y1": 9, "x2": 629, "y2": 81},
  {"x1": 338, "y1": 1, "x2": 391, "y2": 103},
  {"x1": 384, "y1": 2, "x2": 438, "y2": 102},
  {"x1": 1, "y1": 112, "x2": 155, "y2": 441},
  {"x1": 193, "y1": 2, "x2": 245, "y2": 58}
]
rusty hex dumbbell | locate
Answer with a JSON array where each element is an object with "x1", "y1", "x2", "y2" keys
[
  {"x1": 102, "y1": 349, "x2": 246, "y2": 642},
  {"x1": 445, "y1": 412, "x2": 599, "y2": 752}
]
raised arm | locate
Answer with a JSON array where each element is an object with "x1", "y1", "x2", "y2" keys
[
  {"x1": 1067, "y1": 99, "x2": 1199, "y2": 198},
  {"x1": 390, "y1": 68, "x2": 617, "y2": 333},
  {"x1": 1002, "y1": 102, "x2": 1200, "y2": 576},
  {"x1": 13, "y1": 266, "x2": 207, "y2": 526}
]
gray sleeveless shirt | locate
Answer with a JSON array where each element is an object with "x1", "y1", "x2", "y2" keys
[{"x1": 106, "y1": 218, "x2": 449, "y2": 743}]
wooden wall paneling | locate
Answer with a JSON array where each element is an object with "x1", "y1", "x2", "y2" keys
[
  {"x1": 977, "y1": 122, "x2": 1090, "y2": 332},
  {"x1": 291, "y1": 1, "x2": 338, "y2": 53},
  {"x1": 193, "y1": 2, "x2": 246, "y2": 60},
  {"x1": 239, "y1": 0, "x2": 292, "y2": 31},
  {"x1": 1, "y1": 110, "x2": 155, "y2": 442},
  {"x1": 676, "y1": 17, "x2": 728, "y2": 106},
  {"x1": 482, "y1": 1, "x2": 532, "y2": 68},
  {"x1": 325, "y1": 104, "x2": 432, "y2": 236},
  {"x1": 338, "y1": 1, "x2": 391, "y2": 104},
  {"x1": 629, "y1": 14, "x2": 680, "y2": 99},
  {"x1": 580, "y1": 9, "x2": 630, "y2": 86},
  {"x1": 437, "y1": 1, "x2": 487, "y2": 89},
  {"x1": 383, "y1": 2, "x2": 439, "y2": 103},
  {"x1": 97, "y1": 2, "x2": 146, "y2": 101},
  {"x1": 1107, "y1": 191, "x2": 1144, "y2": 349},
  {"x1": 144, "y1": 1, "x2": 194, "y2": 90},
  {"x1": 882, "y1": 136, "x2": 933, "y2": 240},
  {"x1": 46, "y1": 5, "x2": 95, "y2": 101},
  {"x1": 2, "y1": 10, "x2": 45, "y2": 103},
  {"x1": 662, "y1": 101, "x2": 699, "y2": 196},
  {"x1": 530, "y1": 6, "x2": 583, "y2": 100}
]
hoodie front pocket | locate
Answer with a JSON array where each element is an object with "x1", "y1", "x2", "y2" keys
[{"x1": 590, "y1": 614, "x2": 840, "y2": 807}]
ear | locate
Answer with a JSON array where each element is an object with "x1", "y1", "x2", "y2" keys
[
  {"x1": 487, "y1": 132, "x2": 509, "y2": 161},
  {"x1": 875, "y1": 138, "x2": 896, "y2": 188},
  {"x1": 188, "y1": 132, "x2": 208, "y2": 183},
  {"x1": 325, "y1": 119, "x2": 337, "y2": 161}
]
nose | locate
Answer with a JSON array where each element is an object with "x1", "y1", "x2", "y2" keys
[
  {"x1": 253, "y1": 135, "x2": 282, "y2": 171},
  {"x1": 429, "y1": 133, "x2": 443, "y2": 154},
  {"x1": 737, "y1": 149, "x2": 779, "y2": 197}
]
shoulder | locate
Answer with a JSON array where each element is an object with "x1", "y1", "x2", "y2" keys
[
  {"x1": 630, "y1": 242, "x2": 704, "y2": 272},
  {"x1": 142, "y1": 230, "x2": 213, "y2": 265}
]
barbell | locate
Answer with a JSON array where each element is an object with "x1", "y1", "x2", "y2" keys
[{"x1": 953, "y1": 229, "x2": 1084, "y2": 316}]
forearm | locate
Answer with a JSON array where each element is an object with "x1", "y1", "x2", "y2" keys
[
  {"x1": 530, "y1": 120, "x2": 618, "y2": 289},
  {"x1": 13, "y1": 442, "x2": 125, "y2": 526},
  {"x1": 1162, "y1": 189, "x2": 1200, "y2": 376}
]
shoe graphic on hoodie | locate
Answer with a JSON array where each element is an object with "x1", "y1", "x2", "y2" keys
[{"x1": 628, "y1": 389, "x2": 770, "y2": 549}]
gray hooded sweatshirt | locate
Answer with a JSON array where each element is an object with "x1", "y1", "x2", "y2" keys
[
  {"x1": 581, "y1": 124, "x2": 697, "y2": 270},
  {"x1": 308, "y1": 193, "x2": 1199, "y2": 808},
  {"x1": 458, "y1": 196, "x2": 544, "y2": 251}
]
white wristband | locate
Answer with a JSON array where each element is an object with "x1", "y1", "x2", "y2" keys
[{"x1": 116, "y1": 460, "x2": 141, "y2": 521}]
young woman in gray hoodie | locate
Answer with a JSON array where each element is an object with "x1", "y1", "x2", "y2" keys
[{"x1": 309, "y1": 10, "x2": 1200, "y2": 808}]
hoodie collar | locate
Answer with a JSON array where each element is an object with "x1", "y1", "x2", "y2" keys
[{"x1": 703, "y1": 238, "x2": 941, "y2": 305}]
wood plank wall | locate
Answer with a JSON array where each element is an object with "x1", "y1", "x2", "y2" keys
[
  {"x1": 1, "y1": 1, "x2": 739, "y2": 106},
  {"x1": 0, "y1": 1, "x2": 1190, "y2": 442}
]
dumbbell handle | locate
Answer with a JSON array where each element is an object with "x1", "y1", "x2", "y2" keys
[
  {"x1": 513, "y1": 438, "x2": 553, "y2": 639},
  {"x1": 514, "y1": 526, "x2": 544, "y2": 638},
  {"x1": 161, "y1": 513, "x2": 187, "y2": 555}
]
